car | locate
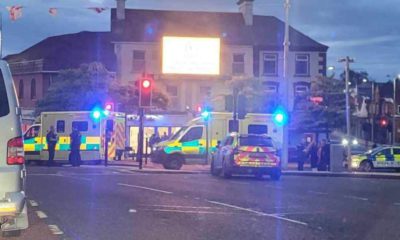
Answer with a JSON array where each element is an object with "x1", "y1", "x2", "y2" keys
[
  {"x1": 351, "y1": 146, "x2": 400, "y2": 172},
  {"x1": 210, "y1": 133, "x2": 281, "y2": 180},
  {"x1": 0, "y1": 60, "x2": 28, "y2": 236}
]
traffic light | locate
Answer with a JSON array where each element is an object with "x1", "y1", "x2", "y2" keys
[
  {"x1": 139, "y1": 77, "x2": 153, "y2": 108},
  {"x1": 237, "y1": 95, "x2": 247, "y2": 120},
  {"x1": 104, "y1": 102, "x2": 114, "y2": 111},
  {"x1": 273, "y1": 106, "x2": 288, "y2": 126}
]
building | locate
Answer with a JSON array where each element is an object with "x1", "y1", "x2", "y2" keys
[
  {"x1": 111, "y1": 0, "x2": 328, "y2": 113},
  {"x1": 5, "y1": 31, "x2": 116, "y2": 112}
]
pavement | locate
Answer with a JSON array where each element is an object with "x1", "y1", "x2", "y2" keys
[{"x1": 15, "y1": 165, "x2": 400, "y2": 240}]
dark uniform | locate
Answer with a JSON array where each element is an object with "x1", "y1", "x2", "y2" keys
[
  {"x1": 70, "y1": 129, "x2": 82, "y2": 167},
  {"x1": 46, "y1": 130, "x2": 58, "y2": 166}
]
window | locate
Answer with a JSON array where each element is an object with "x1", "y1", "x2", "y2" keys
[
  {"x1": 132, "y1": 50, "x2": 146, "y2": 73},
  {"x1": 248, "y1": 124, "x2": 268, "y2": 134},
  {"x1": 295, "y1": 85, "x2": 309, "y2": 93},
  {"x1": 30, "y1": 78, "x2": 36, "y2": 99},
  {"x1": 56, "y1": 120, "x2": 65, "y2": 133},
  {"x1": 394, "y1": 149, "x2": 400, "y2": 155},
  {"x1": 295, "y1": 54, "x2": 310, "y2": 76},
  {"x1": 239, "y1": 136, "x2": 274, "y2": 147},
  {"x1": 232, "y1": 53, "x2": 245, "y2": 75},
  {"x1": 0, "y1": 70, "x2": 10, "y2": 117},
  {"x1": 166, "y1": 85, "x2": 178, "y2": 97},
  {"x1": 180, "y1": 126, "x2": 203, "y2": 142},
  {"x1": 24, "y1": 125, "x2": 40, "y2": 139},
  {"x1": 72, "y1": 121, "x2": 89, "y2": 132},
  {"x1": 263, "y1": 53, "x2": 278, "y2": 75},
  {"x1": 377, "y1": 148, "x2": 391, "y2": 156},
  {"x1": 18, "y1": 79, "x2": 24, "y2": 99}
]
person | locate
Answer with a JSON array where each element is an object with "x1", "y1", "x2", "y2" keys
[
  {"x1": 70, "y1": 127, "x2": 82, "y2": 167},
  {"x1": 296, "y1": 138, "x2": 307, "y2": 171},
  {"x1": 161, "y1": 132, "x2": 169, "y2": 141},
  {"x1": 318, "y1": 139, "x2": 329, "y2": 171},
  {"x1": 308, "y1": 140, "x2": 318, "y2": 171},
  {"x1": 46, "y1": 126, "x2": 58, "y2": 167}
]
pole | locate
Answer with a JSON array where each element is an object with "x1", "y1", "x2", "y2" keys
[
  {"x1": 339, "y1": 56, "x2": 354, "y2": 170},
  {"x1": 105, "y1": 130, "x2": 110, "y2": 167},
  {"x1": 205, "y1": 118, "x2": 209, "y2": 164},
  {"x1": 281, "y1": 0, "x2": 290, "y2": 169},
  {"x1": 232, "y1": 87, "x2": 239, "y2": 132},
  {"x1": 371, "y1": 82, "x2": 375, "y2": 145},
  {"x1": 393, "y1": 77, "x2": 397, "y2": 145},
  {"x1": 137, "y1": 108, "x2": 144, "y2": 169},
  {"x1": 0, "y1": 12, "x2": 2, "y2": 58}
]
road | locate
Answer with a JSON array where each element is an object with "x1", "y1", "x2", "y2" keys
[{"x1": 9, "y1": 165, "x2": 400, "y2": 240}]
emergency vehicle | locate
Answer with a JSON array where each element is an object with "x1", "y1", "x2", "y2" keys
[
  {"x1": 351, "y1": 146, "x2": 400, "y2": 172},
  {"x1": 23, "y1": 111, "x2": 126, "y2": 164},
  {"x1": 211, "y1": 133, "x2": 281, "y2": 180},
  {"x1": 151, "y1": 112, "x2": 283, "y2": 170}
]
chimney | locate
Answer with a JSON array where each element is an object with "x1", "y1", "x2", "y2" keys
[
  {"x1": 116, "y1": 0, "x2": 126, "y2": 20},
  {"x1": 237, "y1": 0, "x2": 254, "y2": 26}
]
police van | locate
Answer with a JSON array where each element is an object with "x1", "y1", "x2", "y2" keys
[
  {"x1": 151, "y1": 112, "x2": 283, "y2": 170},
  {"x1": 23, "y1": 111, "x2": 125, "y2": 164}
]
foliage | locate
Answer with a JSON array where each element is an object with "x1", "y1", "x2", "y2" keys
[{"x1": 36, "y1": 62, "x2": 169, "y2": 115}]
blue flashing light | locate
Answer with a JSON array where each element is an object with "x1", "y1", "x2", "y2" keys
[
  {"x1": 201, "y1": 111, "x2": 210, "y2": 119},
  {"x1": 92, "y1": 110, "x2": 101, "y2": 120},
  {"x1": 103, "y1": 110, "x2": 110, "y2": 116},
  {"x1": 273, "y1": 107, "x2": 288, "y2": 126}
]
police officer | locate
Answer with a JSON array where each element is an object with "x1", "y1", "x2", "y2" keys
[
  {"x1": 70, "y1": 127, "x2": 82, "y2": 167},
  {"x1": 46, "y1": 126, "x2": 58, "y2": 167}
]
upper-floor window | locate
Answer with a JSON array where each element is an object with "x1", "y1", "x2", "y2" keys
[
  {"x1": 232, "y1": 53, "x2": 245, "y2": 75},
  {"x1": 295, "y1": 85, "x2": 309, "y2": 94},
  {"x1": 295, "y1": 54, "x2": 310, "y2": 76},
  {"x1": 263, "y1": 53, "x2": 278, "y2": 76},
  {"x1": 132, "y1": 50, "x2": 146, "y2": 73},
  {"x1": 18, "y1": 79, "x2": 24, "y2": 99},
  {"x1": 30, "y1": 78, "x2": 36, "y2": 99}
]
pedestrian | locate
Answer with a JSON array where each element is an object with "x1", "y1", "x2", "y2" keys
[
  {"x1": 70, "y1": 127, "x2": 82, "y2": 167},
  {"x1": 161, "y1": 132, "x2": 169, "y2": 141},
  {"x1": 296, "y1": 138, "x2": 307, "y2": 171},
  {"x1": 317, "y1": 139, "x2": 329, "y2": 171},
  {"x1": 308, "y1": 140, "x2": 318, "y2": 171},
  {"x1": 46, "y1": 126, "x2": 58, "y2": 167}
]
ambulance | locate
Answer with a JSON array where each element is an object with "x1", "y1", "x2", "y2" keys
[
  {"x1": 151, "y1": 112, "x2": 283, "y2": 170},
  {"x1": 23, "y1": 111, "x2": 126, "y2": 164}
]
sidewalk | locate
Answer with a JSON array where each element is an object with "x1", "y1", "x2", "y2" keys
[{"x1": 107, "y1": 160, "x2": 400, "y2": 179}]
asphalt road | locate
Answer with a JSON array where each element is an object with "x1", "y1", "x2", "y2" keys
[{"x1": 17, "y1": 165, "x2": 400, "y2": 240}]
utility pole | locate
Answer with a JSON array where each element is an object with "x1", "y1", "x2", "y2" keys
[
  {"x1": 137, "y1": 108, "x2": 144, "y2": 169},
  {"x1": 371, "y1": 81, "x2": 375, "y2": 144},
  {"x1": 393, "y1": 77, "x2": 398, "y2": 145},
  {"x1": 281, "y1": 0, "x2": 290, "y2": 169},
  {"x1": 339, "y1": 56, "x2": 354, "y2": 170}
]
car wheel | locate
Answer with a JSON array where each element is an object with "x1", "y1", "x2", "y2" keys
[
  {"x1": 221, "y1": 159, "x2": 232, "y2": 178},
  {"x1": 270, "y1": 169, "x2": 281, "y2": 181},
  {"x1": 210, "y1": 158, "x2": 220, "y2": 176},
  {"x1": 359, "y1": 160, "x2": 373, "y2": 172},
  {"x1": 164, "y1": 155, "x2": 184, "y2": 170}
]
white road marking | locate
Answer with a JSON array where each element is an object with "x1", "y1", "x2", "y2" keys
[
  {"x1": 141, "y1": 204, "x2": 220, "y2": 209},
  {"x1": 56, "y1": 174, "x2": 92, "y2": 181},
  {"x1": 48, "y1": 225, "x2": 64, "y2": 235},
  {"x1": 129, "y1": 209, "x2": 137, "y2": 213},
  {"x1": 29, "y1": 200, "x2": 39, "y2": 207},
  {"x1": 28, "y1": 174, "x2": 59, "y2": 176},
  {"x1": 207, "y1": 200, "x2": 308, "y2": 226},
  {"x1": 344, "y1": 195, "x2": 368, "y2": 201},
  {"x1": 36, "y1": 211, "x2": 48, "y2": 219},
  {"x1": 150, "y1": 209, "x2": 231, "y2": 215},
  {"x1": 393, "y1": 202, "x2": 400, "y2": 206},
  {"x1": 308, "y1": 191, "x2": 328, "y2": 195},
  {"x1": 118, "y1": 183, "x2": 173, "y2": 194}
]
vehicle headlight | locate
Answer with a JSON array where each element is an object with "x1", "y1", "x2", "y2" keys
[
  {"x1": 351, "y1": 161, "x2": 359, "y2": 168},
  {"x1": 342, "y1": 139, "x2": 349, "y2": 146},
  {"x1": 352, "y1": 139, "x2": 358, "y2": 145}
]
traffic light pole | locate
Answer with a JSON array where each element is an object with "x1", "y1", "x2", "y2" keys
[{"x1": 137, "y1": 108, "x2": 144, "y2": 169}]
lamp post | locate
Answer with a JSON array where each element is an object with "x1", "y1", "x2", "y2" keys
[
  {"x1": 393, "y1": 75, "x2": 400, "y2": 145},
  {"x1": 339, "y1": 56, "x2": 354, "y2": 170}
]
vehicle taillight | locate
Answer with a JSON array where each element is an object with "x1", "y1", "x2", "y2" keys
[{"x1": 7, "y1": 137, "x2": 25, "y2": 165}]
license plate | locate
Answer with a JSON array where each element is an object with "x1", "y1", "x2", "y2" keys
[{"x1": 249, "y1": 153, "x2": 267, "y2": 158}]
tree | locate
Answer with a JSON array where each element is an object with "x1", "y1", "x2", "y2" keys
[{"x1": 36, "y1": 62, "x2": 169, "y2": 115}]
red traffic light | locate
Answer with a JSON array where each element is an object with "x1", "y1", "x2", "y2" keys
[
  {"x1": 105, "y1": 102, "x2": 114, "y2": 111},
  {"x1": 142, "y1": 79, "x2": 151, "y2": 89},
  {"x1": 380, "y1": 118, "x2": 388, "y2": 127}
]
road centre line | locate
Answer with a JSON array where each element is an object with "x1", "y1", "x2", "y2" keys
[
  {"x1": 55, "y1": 174, "x2": 92, "y2": 181},
  {"x1": 48, "y1": 225, "x2": 64, "y2": 235},
  {"x1": 29, "y1": 200, "x2": 39, "y2": 207},
  {"x1": 207, "y1": 200, "x2": 308, "y2": 226},
  {"x1": 141, "y1": 204, "x2": 220, "y2": 209},
  {"x1": 344, "y1": 195, "x2": 368, "y2": 201},
  {"x1": 308, "y1": 191, "x2": 328, "y2": 195},
  {"x1": 118, "y1": 183, "x2": 173, "y2": 194},
  {"x1": 150, "y1": 209, "x2": 231, "y2": 215}
]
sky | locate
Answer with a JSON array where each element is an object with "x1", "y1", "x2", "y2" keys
[{"x1": 0, "y1": 0, "x2": 399, "y2": 81}]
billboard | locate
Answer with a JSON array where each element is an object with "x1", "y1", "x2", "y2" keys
[{"x1": 162, "y1": 36, "x2": 220, "y2": 75}]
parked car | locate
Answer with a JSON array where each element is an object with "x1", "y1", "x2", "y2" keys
[
  {"x1": 0, "y1": 60, "x2": 28, "y2": 236},
  {"x1": 210, "y1": 133, "x2": 281, "y2": 180},
  {"x1": 351, "y1": 146, "x2": 400, "y2": 172}
]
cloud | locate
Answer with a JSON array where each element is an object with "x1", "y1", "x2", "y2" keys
[{"x1": 325, "y1": 35, "x2": 400, "y2": 48}]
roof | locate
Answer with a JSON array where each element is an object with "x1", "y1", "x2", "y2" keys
[
  {"x1": 4, "y1": 31, "x2": 116, "y2": 72},
  {"x1": 111, "y1": 9, "x2": 328, "y2": 52}
]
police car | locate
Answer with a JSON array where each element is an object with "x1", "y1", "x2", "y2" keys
[
  {"x1": 210, "y1": 133, "x2": 281, "y2": 180},
  {"x1": 351, "y1": 146, "x2": 400, "y2": 172}
]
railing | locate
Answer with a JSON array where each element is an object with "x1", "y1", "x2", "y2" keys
[{"x1": 9, "y1": 59, "x2": 44, "y2": 74}]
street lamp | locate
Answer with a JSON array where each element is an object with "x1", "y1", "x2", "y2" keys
[{"x1": 393, "y1": 74, "x2": 400, "y2": 145}]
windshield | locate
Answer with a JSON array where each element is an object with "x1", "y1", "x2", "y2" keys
[
  {"x1": 169, "y1": 126, "x2": 188, "y2": 141},
  {"x1": 0, "y1": 69, "x2": 9, "y2": 117},
  {"x1": 239, "y1": 136, "x2": 274, "y2": 147}
]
